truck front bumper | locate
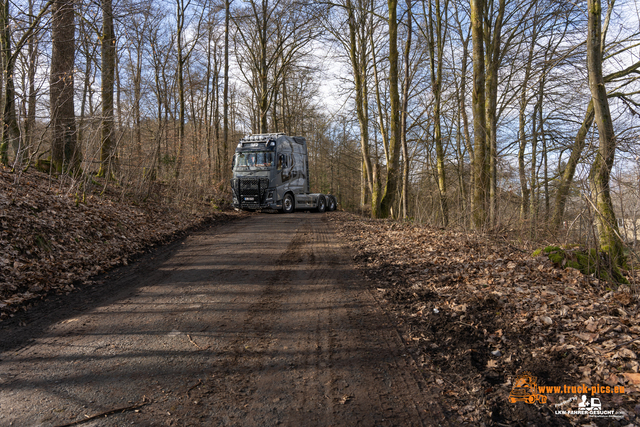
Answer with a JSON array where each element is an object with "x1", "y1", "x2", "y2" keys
[
  {"x1": 232, "y1": 200, "x2": 281, "y2": 210},
  {"x1": 231, "y1": 177, "x2": 279, "y2": 210}
]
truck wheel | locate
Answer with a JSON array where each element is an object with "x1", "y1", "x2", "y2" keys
[
  {"x1": 316, "y1": 196, "x2": 326, "y2": 213},
  {"x1": 327, "y1": 196, "x2": 336, "y2": 211},
  {"x1": 282, "y1": 194, "x2": 295, "y2": 213}
]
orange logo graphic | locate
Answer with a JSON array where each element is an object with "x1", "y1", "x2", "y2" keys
[{"x1": 509, "y1": 372, "x2": 548, "y2": 404}]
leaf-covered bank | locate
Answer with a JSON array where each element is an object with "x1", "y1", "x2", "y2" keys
[
  {"x1": 0, "y1": 167, "x2": 245, "y2": 321},
  {"x1": 332, "y1": 212, "x2": 640, "y2": 426}
]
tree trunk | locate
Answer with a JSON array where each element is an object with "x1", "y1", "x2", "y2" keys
[
  {"x1": 98, "y1": 0, "x2": 115, "y2": 178},
  {"x1": 551, "y1": 100, "x2": 595, "y2": 232},
  {"x1": 379, "y1": 0, "x2": 401, "y2": 219},
  {"x1": 586, "y1": 0, "x2": 625, "y2": 267},
  {"x1": 485, "y1": 0, "x2": 506, "y2": 227},
  {"x1": 529, "y1": 97, "x2": 539, "y2": 238},
  {"x1": 203, "y1": 24, "x2": 213, "y2": 182},
  {"x1": 470, "y1": 0, "x2": 487, "y2": 229},
  {"x1": 401, "y1": 0, "x2": 412, "y2": 220},
  {"x1": 517, "y1": 96, "x2": 530, "y2": 222},
  {"x1": 151, "y1": 32, "x2": 164, "y2": 180},
  {"x1": 134, "y1": 48, "x2": 142, "y2": 162},
  {"x1": 428, "y1": 0, "x2": 448, "y2": 226},
  {"x1": 259, "y1": 0, "x2": 268, "y2": 133},
  {"x1": 452, "y1": 6, "x2": 472, "y2": 225},
  {"x1": 541, "y1": 89, "x2": 549, "y2": 217},
  {"x1": 174, "y1": 0, "x2": 186, "y2": 179},
  {"x1": 77, "y1": 17, "x2": 93, "y2": 159},
  {"x1": 25, "y1": 0, "x2": 37, "y2": 164},
  {"x1": 346, "y1": 0, "x2": 374, "y2": 214},
  {"x1": 51, "y1": 0, "x2": 79, "y2": 174},
  {"x1": 0, "y1": 0, "x2": 20, "y2": 166},
  {"x1": 223, "y1": 0, "x2": 230, "y2": 182}
]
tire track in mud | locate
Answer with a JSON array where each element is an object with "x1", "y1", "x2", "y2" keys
[
  {"x1": 309, "y1": 216, "x2": 443, "y2": 425},
  {"x1": 196, "y1": 220, "x2": 317, "y2": 426},
  {"x1": 240, "y1": 222, "x2": 311, "y2": 336}
]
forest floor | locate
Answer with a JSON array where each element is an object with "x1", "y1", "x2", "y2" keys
[
  {"x1": 1, "y1": 166, "x2": 640, "y2": 426},
  {"x1": 331, "y1": 212, "x2": 640, "y2": 426}
]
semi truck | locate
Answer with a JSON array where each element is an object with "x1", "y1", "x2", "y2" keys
[{"x1": 231, "y1": 133, "x2": 337, "y2": 213}]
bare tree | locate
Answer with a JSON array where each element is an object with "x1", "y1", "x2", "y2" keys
[
  {"x1": 0, "y1": 0, "x2": 53, "y2": 166},
  {"x1": 422, "y1": 0, "x2": 449, "y2": 225},
  {"x1": 0, "y1": 0, "x2": 21, "y2": 166},
  {"x1": 232, "y1": 0, "x2": 320, "y2": 134},
  {"x1": 174, "y1": 0, "x2": 203, "y2": 179},
  {"x1": 326, "y1": 0, "x2": 380, "y2": 216}
]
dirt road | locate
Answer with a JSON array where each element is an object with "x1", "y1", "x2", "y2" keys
[{"x1": 0, "y1": 213, "x2": 446, "y2": 426}]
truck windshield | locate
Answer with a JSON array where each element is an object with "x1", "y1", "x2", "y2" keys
[{"x1": 233, "y1": 151, "x2": 274, "y2": 171}]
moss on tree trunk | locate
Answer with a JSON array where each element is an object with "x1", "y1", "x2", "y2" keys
[{"x1": 586, "y1": 0, "x2": 626, "y2": 268}]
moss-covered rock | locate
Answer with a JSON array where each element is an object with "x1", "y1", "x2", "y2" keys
[
  {"x1": 548, "y1": 251, "x2": 565, "y2": 264},
  {"x1": 533, "y1": 245, "x2": 629, "y2": 285}
]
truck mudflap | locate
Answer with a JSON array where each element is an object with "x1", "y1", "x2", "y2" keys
[{"x1": 231, "y1": 177, "x2": 271, "y2": 210}]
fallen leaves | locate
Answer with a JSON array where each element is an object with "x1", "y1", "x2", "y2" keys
[
  {"x1": 331, "y1": 211, "x2": 640, "y2": 426},
  {"x1": 0, "y1": 167, "x2": 244, "y2": 321}
]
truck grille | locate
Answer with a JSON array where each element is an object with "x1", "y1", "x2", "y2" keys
[{"x1": 232, "y1": 177, "x2": 269, "y2": 209}]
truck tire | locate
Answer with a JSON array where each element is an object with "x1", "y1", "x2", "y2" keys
[
  {"x1": 316, "y1": 196, "x2": 326, "y2": 213},
  {"x1": 282, "y1": 193, "x2": 295, "y2": 213},
  {"x1": 327, "y1": 195, "x2": 336, "y2": 211}
]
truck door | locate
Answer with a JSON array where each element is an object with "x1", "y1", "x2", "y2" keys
[
  {"x1": 278, "y1": 153, "x2": 292, "y2": 183},
  {"x1": 278, "y1": 153, "x2": 294, "y2": 184}
]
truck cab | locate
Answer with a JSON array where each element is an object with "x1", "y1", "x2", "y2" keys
[{"x1": 231, "y1": 133, "x2": 336, "y2": 213}]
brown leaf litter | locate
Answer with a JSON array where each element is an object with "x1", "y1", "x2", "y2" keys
[
  {"x1": 331, "y1": 211, "x2": 640, "y2": 426},
  {"x1": 0, "y1": 166, "x2": 245, "y2": 321}
]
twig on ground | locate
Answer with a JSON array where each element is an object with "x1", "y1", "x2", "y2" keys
[
  {"x1": 614, "y1": 337, "x2": 640, "y2": 350},
  {"x1": 187, "y1": 334, "x2": 207, "y2": 350},
  {"x1": 187, "y1": 378, "x2": 202, "y2": 396},
  {"x1": 53, "y1": 396, "x2": 151, "y2": 427}
]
